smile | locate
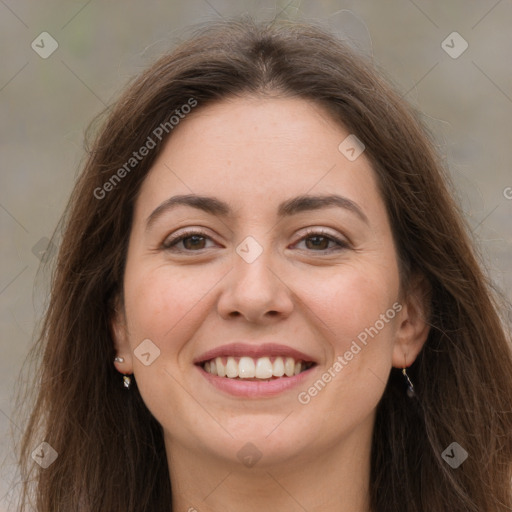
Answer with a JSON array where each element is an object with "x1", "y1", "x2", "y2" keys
[
  {"x1": 194, "y1": 342, "x2": 318, "y2": 398},
  {"x1": 201, "y1": 356, "x2": 315, "y2": 380}
]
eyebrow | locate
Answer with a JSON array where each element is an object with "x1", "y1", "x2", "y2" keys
[{"x1": 145, "y1": 193, "x2": 369, "y2": 230}]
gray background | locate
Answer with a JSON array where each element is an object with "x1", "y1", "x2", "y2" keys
[{"x1": 1, "y1": 1, "x2": 511, "y2": 508}]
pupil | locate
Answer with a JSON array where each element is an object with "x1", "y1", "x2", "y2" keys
[
  {"x1": 184, "y1": 235, "x2": 205, "y2": 250},
  {"x1": 307, "y1": 236, "x2": 328, "y2": 250}
]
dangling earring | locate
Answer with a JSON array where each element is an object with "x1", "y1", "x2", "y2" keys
[
  {"x1": 123, "y1": 375, "x2": 132, "y2": 389},
  {"x1": 114, "y1": 356, "x2": 131, "y2": 389},
  {"x1": 402, "y1": 367, "x2": 415, "y2": 397}
]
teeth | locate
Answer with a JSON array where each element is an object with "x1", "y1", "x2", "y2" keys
[
  {"x1": 202, "y1": 356, "x2": 311, "y2": 379},
  {"x1": 284, "y1": 357, "x2": 295, "y2": 377},
  {"x1": 226, "y1": 357, "x2": 238, "y2": 378},
  {"x1": 239, "y1": 357, "x2": 255, "y2": 378},
  {"x1": 216, "y1": 357, "x2": 226, "y2": 377},
  {"x1": 272, "y1": 357, "x2": 285, "y2": 377},
  {"x1": 255, "y1": 357, "x2": 273, "y2": 379}
]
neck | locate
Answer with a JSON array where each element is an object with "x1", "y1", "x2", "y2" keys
[{"x1": 165, "y1": 414, "x2": 374, "y2": 512}]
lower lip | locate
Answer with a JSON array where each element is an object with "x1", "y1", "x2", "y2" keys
[{"x1": 196, "y1": 365, "x2": 316, "y2": 398}]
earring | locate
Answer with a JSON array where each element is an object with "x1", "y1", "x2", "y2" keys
[
  {"x1": 123, "y1": 375, "x2": 132, "y2": 389},
  {"x1": 402, "y1": 367, "x2": 415, "y2": 398},
  {"x1": 114, "y1": 356, "x2": 124, "y2": 363}
]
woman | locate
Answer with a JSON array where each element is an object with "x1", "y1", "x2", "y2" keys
[{"x1": 15, "y1": 17, "x2": 512, "y2": 512}]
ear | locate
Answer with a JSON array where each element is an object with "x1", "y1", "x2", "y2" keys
[
  {"x1": 392, "y1": 274, "x2": 431, "y2": 368},
  {"x1": 110, "y1": 295, "x2": 134, "y2": 374}
]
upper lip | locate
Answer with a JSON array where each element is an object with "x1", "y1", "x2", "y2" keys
[{"x1": 194, "y1": 342, "x2": 317, "y2": 364}]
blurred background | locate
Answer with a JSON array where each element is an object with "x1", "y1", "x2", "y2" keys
[{"x1": 1, "y1": 0, "x2": 511, "y2": 508}]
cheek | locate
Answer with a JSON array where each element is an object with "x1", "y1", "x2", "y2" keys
[
  {"x1": 123, "y1": 264, "x2": 219, "y2": 344},
  {"x1": 122, "y1": 264, "x2": 220, "y2": 436},
  {"x1": 291, "y1": 259, "x2": 400, "y2": 411},
  {"x1": 293, "y1": 261, "x2": 400, "y2": 352},
  {"x1": 291, "y1": 274, "x2": 400, "y2": 451}
]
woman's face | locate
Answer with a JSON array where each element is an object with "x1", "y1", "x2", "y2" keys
[{"x1": 113, "y1": 95, "x2": 427, "y2": 470}]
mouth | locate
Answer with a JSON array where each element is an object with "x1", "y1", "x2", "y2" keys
[
  {"x1": 198, "y1": 356, "x2": 316, "y2": 380},
  {"x1": 193, "y1": 343, "x2": 318, "y2": 397}
]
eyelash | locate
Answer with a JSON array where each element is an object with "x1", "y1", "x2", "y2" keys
[{"x1": 161, "y1": 228, "x2": 350, "y2": 254}]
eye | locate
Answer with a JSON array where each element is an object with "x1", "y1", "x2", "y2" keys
[
  {"x1": 162, "y1": 229, "x2": 217, "y2": 252},
  {"x1": 292, "y1": 228, "x2": 350, "y2": 252},
  {"x1": 162, "y1": 228, "x2": 350, "y2": 254}
]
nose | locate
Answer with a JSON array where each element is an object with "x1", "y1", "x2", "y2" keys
[{"x1": 216, "y1": 243, "x2": 294, "y2": 324}]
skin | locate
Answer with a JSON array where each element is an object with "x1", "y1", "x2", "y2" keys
[{"x1": 112, "y1": 96, "x2": 430, "y2": 512}]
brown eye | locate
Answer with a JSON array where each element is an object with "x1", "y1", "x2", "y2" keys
[
  {"x1": 304, "y1": 235, "x2": 331, "y2": 251},
  {"x1": 294, "y1": 229, "x2": 350, "y2": 252},
  {"x1": 181, "y1": 235, "x2": 207, "y2": 250},
  {"x1": 162, "y1": 230, "x2": 215, "y2": 252}
]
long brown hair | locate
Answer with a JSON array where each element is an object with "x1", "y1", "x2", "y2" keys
[{"x1": 13, "y1": 16, "x2": 512, "y2": 511}]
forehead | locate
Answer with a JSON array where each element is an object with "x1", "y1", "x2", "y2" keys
[{"x1": 135, "y1": 96, "x2": 383, "y2": 222}]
